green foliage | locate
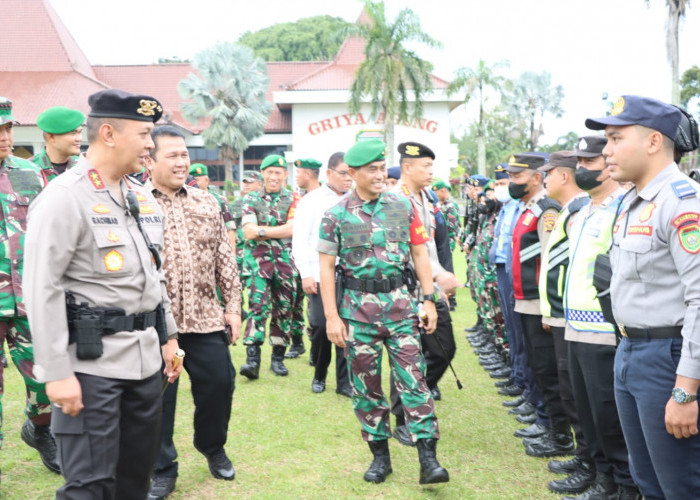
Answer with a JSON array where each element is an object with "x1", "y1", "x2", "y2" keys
[
  {"x1": 179, "y1": 43, "x2": 272, "y2": 181},
  {"x1": 539, "y1": 131, "x2": 580, "y2": 153},
  {"x1": 238, "y1": 16, "x2": 352, "y2": 62},
  {"x1": 681, "y1": 65, "x2": 700, "y2": 111}
]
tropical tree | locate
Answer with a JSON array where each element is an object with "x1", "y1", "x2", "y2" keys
[
  {"x1": 238, "y1": 16, "x2": 352, "y2": 61},
  {"x1": 447, "y1": 59, "x2": 509, "y2": 175},
  {"x1": 504, "y1": 71, "x2": 565, "y2": 151},
  {"x1": 681, "y1": 65, "x2": 700, "y2": 112},
  {"x1": 647, "y1": 0, "x2": 690, "y2": 104},
  {"x1": 349, "y1": 0, "x2": 442, "y2": 165},
  {"x1": 179, "y1": 43, "x2": 272, "y2": 184}
]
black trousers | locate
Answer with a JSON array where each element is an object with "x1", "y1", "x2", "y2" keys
[
  {"x1": 568, "y1": 340, "x2": 634, "y2": 486},
  {"x1": 53, "y1": 371, "x2": 162, "y2": 500},
  {"x1": 391, "y1": 300, "x2": 455, "y2": 418},
  {"x1": 155, "y1": 331, "x2": 236, "y2": 478},
  {"x1": 308, "y1": 291, "x2": 349, "y2": 389},
  {"x1": 551, "y1": 326, "x2": 589, "y2": 458},
  {"x1": 520, "y1": 314, "x2": 568, "y2": 430}
]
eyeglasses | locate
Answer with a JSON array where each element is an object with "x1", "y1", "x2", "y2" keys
[{"x1": 329, "y1": 169, "x2": 350, "y2": 178}]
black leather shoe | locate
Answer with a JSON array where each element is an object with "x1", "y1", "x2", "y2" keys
[
  {"x1": 525, "y1": 432, "x2": 574, "y2": 457},
  {"x1": 205, "y1": 449, "x2": 235, "y2": 480},
  {"x1": 479, "y1": 355, "x2": 502, "y2": 366},
  {"x1": 562, "y1": 472, "x2": 616, "y2": 500},
  {"x1": 514, "y1": 422, "x2": 547, "y2": 438},
  {"x1": 430, "y1": 386, "x2": 441, "y2": 401},
  {"x1": 516, "y1": 413, "x2": 537, "y2": 424},
  {"x1": 311, "y1": 379, "x2": 326, "y2": 393},
  {"x1": 21, "y1": 420, "x2": 60, "y2": 474},
  {"x1": 239, "y1": 344, "x2": 261, "y2": 380},
  {"x1": 392, "y1": 425, "x2": 415, "y2": 447},
  {"x1": 364, "y1": 440, "x2": 392, "y2": 483},
  {"x1": 148, "y1": 475, "x2": 177, "y2": 499},
  {"x1": 336, "y1": 385, "x2": 353, "y2": 398},
  {"x1": 285, "y1": 336, "x2": 306, "y2": 358},
  {"x1": 548, "y1": 460, "x2": 595, "y2": 494},
  {"x1": 494, "y1": 378, "x2": 514, "y2": 388},
  {"x1": 616, "y1": 484, "x2": 642, "y2": 500},
  {"x1": 464, "y1": 321, "x2": 482, "y2": 333},
  {"x1": 509, "y1": 401, "x2": 535, "y2": 415},
  {"x1": 489, "y1": 367, "x2": 512, "y2": 379},
  {"x1": 484, "y1": 361, "x2": 509, "y2": 372},
  {"x1": 474, "y1": 343, "x2": 497, "y2": 354},
  {"x1": 549, "y1": 455, "x2": 586, "y2": 474},
  {"x1": 498, "y1": 384, "x2": 523, "y2": 396},
  {"x1": 416, "y1": 438, "x2": 449, "y2": 484},
  {"x1": 502, "y1": 395, "x2": 526, "y2": 407},
  {"x1": 270, "y1": 346, "x2": 289, "y2": 376}
]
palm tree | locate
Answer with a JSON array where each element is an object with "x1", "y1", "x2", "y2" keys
[
  {"x1": 349, "y1": 1, "x2": 442, "y2": 165},
  {"x1": 179, "y1": 42, "x2": 272, "y2": 184},
  {"x1": 447, "y1": 60, "x2": 509, "y2": 175},
  {"x1": 647, "y1": 0, "x2": 690, "y2": 104}
]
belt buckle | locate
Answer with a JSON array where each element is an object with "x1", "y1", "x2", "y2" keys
[{"x1": 618, "y1": 323, "x2": 628, "y2": 337}]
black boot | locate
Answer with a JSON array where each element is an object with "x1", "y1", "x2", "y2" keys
[
  {"x1": 239, "y1": 344, "x2": 261, "y2": 380},
  {"x1": 562, "y1": 472, "x2": 616, "y2": 500},
  {"x1": 416, "y1": 438, "x2": 449, "y2": 484},
  {"x1": 363, "y1": 440, "x2": 392, "y2": 483},
  {"x1": 285, "y1": 335, "x2": 306, "y2": 359},
  {"x1": 524, "y1": 427, "x2": 574, "y2": 458},
  {"x1": 548, "y1": 459, "x2": 595, "y2": 494},
  {"x1": 270, "y1": 346, "x2": 289, "y2": 376},
  {"x1": 20, "y1": 420, "x2": 60, "y2": 474},
  {"x1": 616, "y1": 483, "x2": 642, "y2": 500}
]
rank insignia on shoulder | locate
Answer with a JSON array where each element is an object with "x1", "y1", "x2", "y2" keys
[
  {"x1": 87, "y1": 169, "x2": 105, "y2": 190},
  {"x1": 671, "y1": 179, "x2": 697, "y2": 199}
]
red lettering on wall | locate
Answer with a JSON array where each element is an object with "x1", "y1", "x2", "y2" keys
[{"x1": 306, "y1": 113, "x2": 438, "y2": 135}]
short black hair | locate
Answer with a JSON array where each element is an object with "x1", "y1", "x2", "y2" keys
[
  {"x1": 328, "y1": 151, "x2": 345, "y2": 169},
  {"x1": 151, "y1": 125, "x2": 185, "y2": 160},
  {"x1": 86, "y1": 116, "x2": 123, "y2": 144}
]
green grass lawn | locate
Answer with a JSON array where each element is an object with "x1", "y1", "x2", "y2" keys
[{"x1": 0, "y1": 251, "x2": 561, "y2": 499}]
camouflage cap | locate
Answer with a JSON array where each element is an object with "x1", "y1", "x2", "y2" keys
[
  {"x1": 344, "y1": 139, "x2": 386, "y2": 168},
  {"x1": 294, "y1": 158, "x2": 322, "y2": 170},
  {"x1": 0, "y1": 97, "x2": 16, "y2": 126},
  {"x1": 260, "y1": 154, "x2": 287, "y2": 170},
  {"x1": 432, "y1": 179, "x2": 449, "y2": 191},
  {"x1": 37, "y1": 106, "x2": 85, "y2": 134},
  {"x1": 189, "y1": 163, "x2": 208, "y2": 177},
  {"x1": 243, "y1": 171, "x2": 262, "y2": 183}
]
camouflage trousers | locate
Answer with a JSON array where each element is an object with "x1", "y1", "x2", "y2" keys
[
  {"x1": 344, "y1": 317, "x2": 439, "y2": 442},
  {"x1": 290, "y1": 275, "x2": 306, "y2": 339},
  {"x1": 0, "y1": 315, "x2": 51, "y2": 449},
  {"x1": 479, "y1": 281, "x2": 508, "y2": 349},
  {"x1": 466, "y1": 247, "x2": 478, "y2": 306},
  {"x1": 243, "y1": 260, "x2": 297, "y2": 347}
]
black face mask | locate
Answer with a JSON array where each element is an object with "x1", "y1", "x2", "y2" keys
[
  {"x1": 575, "y1": 167, "x2": 605, "y2": 191},
  {"x1": 508, "y1": 182, "x2": 529, "y2": 200}
]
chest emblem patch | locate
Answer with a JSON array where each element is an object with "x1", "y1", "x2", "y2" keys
[
  {"x1": 139, "y1": 204, "x2": 155, "y2": 214},
  {"x1": 106, "y1": 230, "x2": 120, "y2": 243},
  {"x1": 638, "y1": 203, "x2": 656, "y2": 223},
  {"x1": 92, "y1": 204, "x2": 110, "y2": 214},
  {"x1": 104, "y1": 250, "x2": 124, "y2": 272}
]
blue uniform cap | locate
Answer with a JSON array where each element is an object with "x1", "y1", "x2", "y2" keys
[
  {"x1": 387, "y1": 166, "x2": 401, "y2": 180},
  {"x1": 585, "y1": 95, "x2": 682, "y2": 140},
  {"x1": 494, "y1": 163, "x2": 509, "y2": 180}
]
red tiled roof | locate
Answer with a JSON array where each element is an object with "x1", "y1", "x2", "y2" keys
[
  {"x1": 2, "y1": 0, "x2": 95, "y2": 78},
  {"x1": 0, "y1": 72, "x2": 108, "y2": 125}
]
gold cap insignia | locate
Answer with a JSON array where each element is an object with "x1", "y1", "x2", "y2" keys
[
  {"x1": 295, "y1": 160, "x2": 300, "y2": 166},
  {"x1": 611, "y1": 97, "x2": 625, "y2": 116},
  {"x1": 405, "y1": 145, "x2": 420, "y2": 156},
  {"x1": 509, "y1": 155, "x2": 516, "y2": 164},
  {"x1": 196, "y1": 167, "x2": 202, "y2": 174},
  {"x1": 136, "y1": 99, "x2": 162, "y2": 117},
  {"x1": 578, "y1": 138, "x2": 588, "y2": 150},
  {"x1": 278, "y1": 158, "x2": 285, "y2": 166}
]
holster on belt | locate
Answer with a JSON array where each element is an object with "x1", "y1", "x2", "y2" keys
[
  {"x1": 402, "y1": 265, "x2": 418, "y2": 293},
  {"x1": 335, "y1": 265, "x2": 345, "y2": 310},
  {"x1": 155, "y1": 302, "x2": 168, "y2": 345}
]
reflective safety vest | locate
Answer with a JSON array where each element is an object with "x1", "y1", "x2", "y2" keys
[
  {"x1": 564, "y1": 196, "x2": 623, "y2": 333},
  {"x1": 539, "y1": 197, "x2": 588, "y2": 318},
  {"x1": 512, "y1": 197, "x2": 561, "y2": 300}
]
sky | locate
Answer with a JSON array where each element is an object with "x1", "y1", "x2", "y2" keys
[{"x1": 50, "y1": 0, "x2": 700, "y2": 144}]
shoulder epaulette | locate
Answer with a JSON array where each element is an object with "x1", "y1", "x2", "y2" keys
[
  {"x1": 671, "y1": 179, "x2": 697, "y2": 199},
  {"x1": 568, "y1": 197, "x2": 589, "y2": 215},
  {"x1": 532, "y1": 197, "x2": 561, "y2": 217}
]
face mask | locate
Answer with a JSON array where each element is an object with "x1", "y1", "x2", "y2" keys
[
  {"x1": 494, "y1": 185, "x2": 511, "y2": 202},
  {"x1": 508, "y1": 182, "x2": 529, "y2": 200},
  {"x1": 575, "y1": 167, "x2": 606, "y2": 191}
]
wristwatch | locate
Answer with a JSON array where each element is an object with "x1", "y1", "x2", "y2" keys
[
  {"x1": 671, "y1": 387, "x2": 698, "y2": 404},
  {"x1": 422, "y1": 292, "x2": 439, "y2": 303},
  {"x1": 257, "y1": 228, "x2": 266, "y2": 238}
]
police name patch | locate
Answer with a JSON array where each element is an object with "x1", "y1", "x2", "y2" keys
[{"x1": 627, "y1": 225, "x2": 652, "y2": 236}]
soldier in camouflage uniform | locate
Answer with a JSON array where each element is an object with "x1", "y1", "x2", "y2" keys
[
  {"x1": 30, "y1": 106, "x2": 84, "y2": 183},
  {"x1": 190, "y1": 163, "x2": 236, "y2": 247},
  {"x1": 239, "y1": 154, "x2": 299, "y2": 379},
  {"x1": 0, "y1": 97, "x2": 58, "y2": 474},
  {"x1": 231, "y1": 171, "x2": 262, "y2": 290},
  {"x1": 318, "y1": 139, "x2": 449, "y2": 485},
  {"x1": 432, "y1": 179, "x2": 461, "y2": 251}
]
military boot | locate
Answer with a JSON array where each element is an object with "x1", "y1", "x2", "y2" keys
[
  {"x1": 416, "y1": 438, "x2": 449, "y2": 484},
  {"x1": 239, "y1": 344, "x2": 261, "y2": 380},
  {"x1": 364, "y1": 440, "x2": 392, "y2": 483},
  {"x1": 562, "y1": 472, "x2": 616, "y2": 500},
  {"x1": 21, "y1": 419, "x2": 60, "y2": 474},
  {"x1": 285, "y1": 335, "x2": 306, "y2": 359},
  {"x1": 270, "y1": 346, "x2": 289, "y2": 376}
]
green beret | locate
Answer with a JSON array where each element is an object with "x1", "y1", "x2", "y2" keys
[
  {"x1": 294, "y1": 158, "x2": 322, "y2": 170},
  {"x1": 432, "y1": 179, "x2": 449, "y2": 191},
  {"x1": 344, "y1": 139, "x2": 386, "y2": 168},
  {"x1": 260, "y1": 154, "x2": 287, "y2": 170},
  {"x1": 189, "y1": 163, "x2": 208, "y2": 176},
  {"x1": 37, "y1": 106, "x2": 85, "y2": 134},
  {"x1": 0, "y1": 97, "x2": 16, "y2": 126}
]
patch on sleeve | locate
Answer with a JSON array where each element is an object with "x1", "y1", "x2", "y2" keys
[
  {"x1": 541, "y1": 212, "x2": 556, "y2": 232},
  {"x1": 409, "y1": 212, "x2": 430, "y2": 245},
  {"x1": 671, "y1": 180, "x2": 697, "y2": 199},
  {"x1": 671, "y1": 212, "x2": 700, "y2": 228},
  {"x1": 678, "y1": 223, "x2": 700, "y2": 254}
]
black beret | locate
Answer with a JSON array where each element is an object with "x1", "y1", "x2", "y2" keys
[
  {"x1": 398, "y1": 142, "x2": 435, "y2": 160},
  {"x1": 88, "y1": 89, "x2": 163, "y2": 123}
]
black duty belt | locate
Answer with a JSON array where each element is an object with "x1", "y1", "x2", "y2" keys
[
  {"x1": 344, "y1": 275, "x2": 405, "y2": 294},
  {"x1": 101, "y1": 311, "x2": 158, "y2": 333},
  {"x1": 618, "y1": 325, "x2": 682, "y2": 339}
]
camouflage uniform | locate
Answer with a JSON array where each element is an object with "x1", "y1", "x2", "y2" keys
[
  {"x1": 29, "y1": 150, "x2": 79, "y2": 183},
  {"x1": 241, "y1": 188, "x2": 298, "y2": 346},
  {"x1": 318, "y1": 190, "x2": 439, "y2": 442},
  {"x1": 439, "y1": 198, "x2": 461, "y2": 252},
  {"x1": 0, "y1": 155, "x2": 48, "y2": 447},
  {"x1": 208, "y1": 186, "x2": 236, "y2": 233},
  {"x1": 288, "y1": 192, "x2": 306, "y2": 338},
  {"x1": 231, "y1": 195, "x2": 253, "y2": 287}
]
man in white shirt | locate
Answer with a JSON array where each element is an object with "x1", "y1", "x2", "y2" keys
[{"x1": 292, "y1": 153, "x2": 353, "y2": 395}]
